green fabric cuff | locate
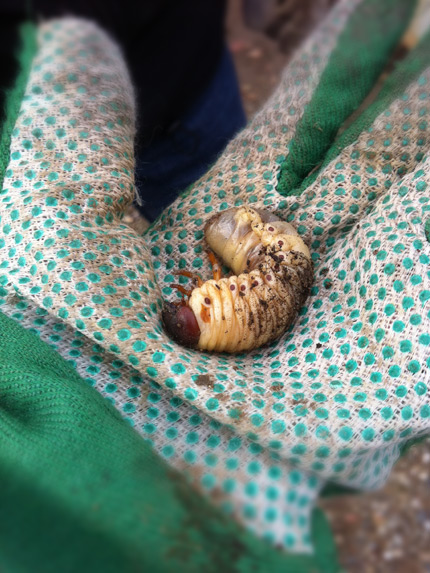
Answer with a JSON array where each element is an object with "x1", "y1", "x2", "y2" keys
[{"x1": 0, "y1": 309, "x2": 339, "y2": 573}]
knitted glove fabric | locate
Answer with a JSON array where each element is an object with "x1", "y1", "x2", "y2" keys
[
  {"x1": 1, "y1": 0, "x2": 429, "y2": 556},
  {"x1": 0, "y1": 310, "x2": 339, "y2": 573},
  {"x1": 148, "y1": 0, "x2": 430, "y2": 490},
  {"x1": 0, "y1": 17, "x2": 327, "y2": 552}
]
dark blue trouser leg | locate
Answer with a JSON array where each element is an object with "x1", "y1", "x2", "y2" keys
[{"x1": 134, "y1": 47, "x2": 247, "y2": 222}]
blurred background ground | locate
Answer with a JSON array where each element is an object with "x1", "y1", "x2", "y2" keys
[{"x1": 126, "y1": 1, "x2": 430, "y2": 570}]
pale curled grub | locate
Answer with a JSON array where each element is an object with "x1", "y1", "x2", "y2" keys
[{"x1": 162, "y1": 206, "x2": 313, "y2": 353}]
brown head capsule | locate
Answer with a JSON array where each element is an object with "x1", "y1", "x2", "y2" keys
[
  {"x1": 162, "y1": 206, "x2": 313, "y2": 353},
  {"x1": 162, "y1": 301, "x2": 201, "y2": 348}
]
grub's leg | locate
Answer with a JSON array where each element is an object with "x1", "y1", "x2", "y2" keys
[
  {"x1": 175, "y1": 270, "x2": 203, "y2": 287},
  {"x1": 207, "y1": 250, "x2": 222, "y2": 281},
  {"x1": 170, "y1": 283, "x2": 193, "y2": 298}
]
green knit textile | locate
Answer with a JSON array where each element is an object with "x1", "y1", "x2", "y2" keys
[
  {"x1": 277, "y1": 0, "x2": 416, "y2": 196},
  {"x1": 287, "y1": 29, "x2": 430, "y2": 197},
  {"x1": 0, "y1": 22, "x2": 37, "y2": 192},
  {"x1": 0, "y1": 19, "x2": 340, "y2": 572},
  {"x1": 0, "y1": 310, "x2": 339, "y2": 573}
]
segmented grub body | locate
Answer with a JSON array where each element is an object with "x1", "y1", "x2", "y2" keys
[{"x1": 163, "y1": 207, "x2": 313, "y2": 353}]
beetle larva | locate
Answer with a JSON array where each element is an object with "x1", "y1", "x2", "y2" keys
[{"x1": 162, "y1": 206, "x2": 313, "y2": 353}]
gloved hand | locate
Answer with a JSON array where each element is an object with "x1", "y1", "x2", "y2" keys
[
  {"x1": 1, "y1": 0, "x2": 429, "y2": 556},
  {"x1": 1, "y1": 17, "x2": 325, "y2": 553},
  {"x1": 148, "y1": 0, "x2": 430, "y2": 491}
]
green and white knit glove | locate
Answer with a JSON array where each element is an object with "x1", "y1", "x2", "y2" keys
[
  {"x1": 149, "y1": 0, "x2": 429, "y2": 489},
  {"x1": 0, "y1": 309, "x2": 339, "y2": 573},
  {"x1": 149, "y1": 0, "x2": 430, "y2": 488},
  {"x1": 0, "y1": 17, "x2": 325, "y2": 553},
  {"x1": 1, "y1": 0, "x2": 430, "y2": 555}
]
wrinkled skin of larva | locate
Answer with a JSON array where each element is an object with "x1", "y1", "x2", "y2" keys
[{"x1": 162, "y1": 207, "x2": 313, "y2": 353}]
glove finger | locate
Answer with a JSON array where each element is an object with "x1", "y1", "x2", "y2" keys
[
  {"x1": 0, "y1": 19, "x2": 160, "y2": 366},
  {"x1": 283, "y1": 28, "x2": 430, "y2": 195},
  {"x1": 275, "y1": 31, "x2": 430, "y2": 258},
  {"x1": 276, "y1": 0, "x2": 416, "y2": 196}
]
